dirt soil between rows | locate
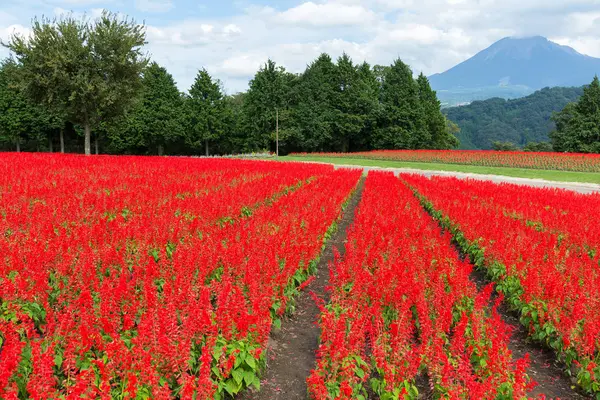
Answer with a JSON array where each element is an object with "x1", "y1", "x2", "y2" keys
[
  {"x1": 469, "y1": 269, "x2": 592, "y2": 399},
  {"x1": 239, "y1": 177, "x2": 365, "y2": 400}
]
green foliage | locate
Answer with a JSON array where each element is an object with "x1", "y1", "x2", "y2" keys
[
  {"x1": 108, "y1": 62, "x2": 183, "y2": 155},
  {"x1": 446, "y1": 86, "x2": 584, "y2": 149},
  {"x1": 491, "y1": 141, "x2": 520, "y2": 151},
  {"x1": 0, "y1": 61, "x2": 63, "y2": 151},
  {"x1": 523, "y1": 141, "x2": 553, "y2": 152},
  {"x1": 186, "y1": 69, "x2": 229, "y2": 156},
  {"x1": 331, "y1": 56, "x2": 379, "y2": 152},
  {"x1": 373, "y1": 58, "x2": 427, "y2": 150},
  {"x1": 2, "y1": 19, "x2": 455, "y2": 155},
  {"x1": 551, "y1": 76, "x2": 600, "y2": 153},
  {"x1": 292, "y1": 53, "x2": 337, "y2": 152},
  {"x1": 4, "y1": 11, "x2": 147, "y2": 155},
  {"x1": 417, "y1": 73, "x2": 459, "y2": 149},
  {"x1": 243, "y1": 59, "x2": 292, "y2": 151}
]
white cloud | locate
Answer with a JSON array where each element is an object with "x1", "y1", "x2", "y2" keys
[
  {"x1": 275, "y1": 2, "x2": 377, "y2": 27},
  {"x1": 0, "y1": 23, "x2": 30, "y2": 42},
  {"x1": 215, "y1": 54, "x2": 267, "y2": 78},
  {"x1": 3, "y1": 0, "x2": 600, "y2": 93},
  {"x1": 135, "y1": 0, "x2": 174, "y2": 13},
  {"x1": 553, "y1": 36, "x2": 600, "y2": 58}
]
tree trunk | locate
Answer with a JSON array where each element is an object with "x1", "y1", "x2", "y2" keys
[
  {"x1": 342, "y1": 137, "x2": 349, "y2": 153},
  {"x1": 84, "y1": 123, "x2": 91, "y2": 155},
  {"x1": 60, "y1": 129, "x2": 65, "y2": 153},
  {"x1": 95, "y1": 136, "x2": 99, "y2": 155},
  {"x1": 16, "y1": 141, "x2": 20, "y2": 152},
  {"x1": 205, "y1": 140, "x2": 209, "y2": 157},
  {"x1": 49, "y1": 136, "x2": 53, "y2": 153},
  {"x1": 158, "y1": 144, "x2": 164, "y2": 156}
]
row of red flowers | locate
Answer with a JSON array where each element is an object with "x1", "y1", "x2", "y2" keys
[
  {"x1": 291, "y1": 150, "x2": 600, "y2": 172},
  {"x1": 403, "y1": 174, "x2": 600, "y2": 395},
  {"x1": 0, "y1": 153, "x2": 361, "y2": 399},
  {"x1": 308, "y1": 172, "x2": 532, "y2": 399}
]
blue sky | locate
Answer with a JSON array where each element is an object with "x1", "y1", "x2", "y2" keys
[{"x1": 2, "y1": 0, "x2": 599, "y2": 93}]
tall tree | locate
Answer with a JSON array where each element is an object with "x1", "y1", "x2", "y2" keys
[
  {"x1": 220, "y1": 92, "x2": 247, "y2": 154},
  {"x1": 331, "y1": 54, "x2": 379, "y2": 152},
  {"x1": 551, "y1": 76, "x2": 600, "y2": 153},
  {"x1": 294, "y1": 54, "x2": 337, "y2": 152},
  {"x1": 243, "y1": 60, "x2": 290, "y2": 152},
  {"x1": 417, "y1": 73, "x2": 458, "y2": 149},
  {"x1": 4, "y1": 11, "x2": 147, "y2": 155},
  {"x1": 109, "y1": 62, "x2": 183, "y2": 155},
  {"x1": 373, "y1": 58, "x2": 427, "y2": 149},
  {"x1": 355, "y1": 62, "x2": 381, "y2": 151},
  {"x1": 186, "y1": 69, "x2": 228, "y2": 156}
]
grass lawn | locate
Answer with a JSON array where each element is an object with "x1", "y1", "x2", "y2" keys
[{"x1": 282, "y1": 156, "x2": 600, "y2": 184}]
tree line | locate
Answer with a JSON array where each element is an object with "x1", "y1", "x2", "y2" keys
[{"x1": 0, "y1": 11, "x2": 458, "y2": 156}]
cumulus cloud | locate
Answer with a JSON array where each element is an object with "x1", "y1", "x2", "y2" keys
[
  {"x1": 274, "y1": 2, "x2": 377, "y2": 27},
  {"x1": 2, "y1": 0, "x2": 600, "y2": 93},
  {"x1": 135, "y1": 0, "x2": 174, "y2": 13}
]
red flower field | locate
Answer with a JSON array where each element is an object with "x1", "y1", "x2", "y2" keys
[
  {"x1": 0, "y1": 153, "x2": 360, "y2": 399},
  {"x1": 1, "y1": 153, "x2": 599, "y2": 399},
  {"x1": 291, "y1": 150, "x2": 600, "y2": 172}
]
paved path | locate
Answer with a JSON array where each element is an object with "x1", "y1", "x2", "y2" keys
[{"x1": 325, "y1": 163, "x2": 600, "y2": 194}]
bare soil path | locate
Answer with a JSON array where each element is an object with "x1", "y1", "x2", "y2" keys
[{"x1": 239, "y1": 178, "x2": 365, "y2": 400}]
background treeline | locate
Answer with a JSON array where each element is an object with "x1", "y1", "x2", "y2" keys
[{"x1": 0, "y1": 12, "x2": 458, "y2": 156}]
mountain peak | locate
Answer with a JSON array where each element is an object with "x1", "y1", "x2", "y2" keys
[
  {"x1": 429, "y1": 36, "x2": 600, "y2": 103},
  {"x1": 482, "y1": 36, "x2": 579, "y2": 60}
]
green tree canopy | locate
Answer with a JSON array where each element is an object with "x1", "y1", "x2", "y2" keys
[
  {"x1": 4, "y1": 11, "x2": 147, "y2": 155},
  {"x1": 186, "y1": 69, "x2": 228, "y2": 156},
  {"x1": 373, "y1": 58, "x2": 427, "y2": 149},
  {"x1": 0, "y1": 61, "x2": 62, "y2": 152},
  {"x1": 109, "y1": 62, "x2": 183, "y2": 155},
  {"x1": 293, "y1": 53, "x2": 337, "y2": 152},
  {"x1": 523, "y1": 141, "x2": 553, "y2": 152},
  {"x1": 417, "y1": 73, "x2": 458, "y2": 149},
  {"x1": 331, "y1": 54, "x2": 379, "y2": 152},
  {"x1": 243, "y1": 60, "x2": 291, "y2": 152},
  {"x1": 551, "y1": 76, "x2": 600, "y2": 153},
  {"x1": 491, "y1": 141, "x2": 520, "y2": 151}
]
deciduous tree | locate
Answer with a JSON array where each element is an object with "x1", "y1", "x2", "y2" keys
[{"x1": 4, "y1": 11, "x2": 147, "y2": 155}]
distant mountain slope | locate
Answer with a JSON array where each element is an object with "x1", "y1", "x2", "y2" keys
[
  {"x1": 430, "y1": 36, "x2": 600, "y2": 106},
  {"x1": 444, "y1": 86, "x2": 584, "y2": 149}
]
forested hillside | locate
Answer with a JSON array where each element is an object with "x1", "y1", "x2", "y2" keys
[{"x1": 445, "y1": 86, "x2": 583, "y2": 149}]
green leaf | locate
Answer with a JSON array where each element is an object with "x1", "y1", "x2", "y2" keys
[
  {"x1": 243, "y1": 370, "x2": 256, "y2": 387},
  {"x1": 232, "y1": 369, "x2": 244, "y2": 385},
  {"x1": 245, "y1": 356, "x2": 256, "y2": 370},
  {"x1": 224, "y1": 378, "x2": 240, "y2": 396}
]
